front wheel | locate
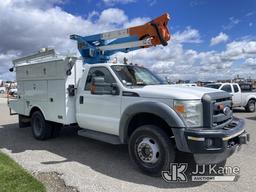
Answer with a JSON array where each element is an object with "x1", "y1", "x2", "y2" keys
[
  {"x1": 128, "y1": 125, "x2": 176, "y2": 176},
  {"x1": 245, "y1": 100, "x2": 256, "y2": 112}
]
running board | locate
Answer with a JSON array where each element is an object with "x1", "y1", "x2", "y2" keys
[{"x1": 77, "y1": 129, "x2": 121, "y2": 145}]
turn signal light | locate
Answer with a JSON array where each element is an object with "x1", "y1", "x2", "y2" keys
[
  {"x1": 218, "y1": 104, "x2": 224, "y2": 110},
  {"x1": 175, "y1": 104, "x2": 185, "y2": 113}
]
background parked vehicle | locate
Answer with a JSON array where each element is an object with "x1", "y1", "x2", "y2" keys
[
  {"x1": 0, "y1": 86, "x2": 6, "y2": 94},
  {"x1": 8, "y1": 88, "x2": 17, "y2": 97},
  {"x1": 239, "y1": 83, "x2": 255, "y2": 92},
  {"x1": 206, "y1": 82, "x2": 256, "y2": 112}
]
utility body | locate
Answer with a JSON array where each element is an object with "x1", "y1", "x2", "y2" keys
[{"x1": 8, "y1": 13, "x2": 249, "y2": 175}]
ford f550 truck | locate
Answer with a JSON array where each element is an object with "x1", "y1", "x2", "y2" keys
[{"x1": 8, "y1": 14, "x2": 249, "y2": 175}]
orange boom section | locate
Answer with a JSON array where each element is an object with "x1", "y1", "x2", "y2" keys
[{"x1": 129, "y1": 13, "x2": 171, "y2": 46}]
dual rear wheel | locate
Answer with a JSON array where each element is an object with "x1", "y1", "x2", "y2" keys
[{"x1": 31, "y1": 111, "x2": 61, "y2": 140}]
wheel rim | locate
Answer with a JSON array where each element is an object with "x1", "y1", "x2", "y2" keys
[
  {"x1": 33, "y1": 116, "x2": 43, "y2": 136},
  {"x1": 249, "y1": 102, "x2": 255, "y2": 111},
  {"x1": 136, "y1": 137, "x2": 160, "y2": 164}
]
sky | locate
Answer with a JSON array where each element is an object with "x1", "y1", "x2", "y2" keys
[{"x1": 0, "y1": 0, "x2": 256, "y2": 81}]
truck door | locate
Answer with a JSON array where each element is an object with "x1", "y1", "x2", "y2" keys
[
  {"x1": 232, "y1": 84, "x2": 241, "y2": 107},
  {"x1": 76, "y1": 66, "x2": 121, "y2": 135}
]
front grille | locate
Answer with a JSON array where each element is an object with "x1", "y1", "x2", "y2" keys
[
  {"x1": 215, "y1": 97, "x2": 230, "y2": 103},
  {"x1": 202, "y1": 92, "x2": 232, "y2": 129}
]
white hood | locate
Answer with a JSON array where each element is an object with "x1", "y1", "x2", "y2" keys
[{"x1": 130, "y1": 85, "x2": 223, "y2": 100}]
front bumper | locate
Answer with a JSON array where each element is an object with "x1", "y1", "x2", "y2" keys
[{"x1": 172, "y1": 117, "x2": 249, "y2": 165}]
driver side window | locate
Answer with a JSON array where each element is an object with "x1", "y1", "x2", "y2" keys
[{"x1": 84, "y1": 67, "x2": 116, "y2": 90}]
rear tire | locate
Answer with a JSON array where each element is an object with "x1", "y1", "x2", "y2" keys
[
  {"x1": 245, "y1": 100, "x2": 255, "y2": 112},
  {"x1": 31, "y1": 111, "x2": 52, "y2": 140},
  {"x1": 128, "y1": 125, "x2": 176, "y2": 176}
]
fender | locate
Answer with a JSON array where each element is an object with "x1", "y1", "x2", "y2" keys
[
  {"x1": 29, "y1": 105, "x2": 46, "y2": 119},
  {"x1": 245, "y1": 95, "x2": 256, "y2": 106},
  {"x1": 119, "y1": 101, "x2": 185, "y2": 143}
]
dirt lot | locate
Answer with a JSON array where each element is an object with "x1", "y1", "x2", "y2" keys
[{"x1": 0, "y1": 98, "x2": 255, "y2": 192}]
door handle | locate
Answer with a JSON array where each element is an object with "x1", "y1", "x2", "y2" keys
[{"x1": 79, "y1": 96, "x2": 84, "y2": 104}]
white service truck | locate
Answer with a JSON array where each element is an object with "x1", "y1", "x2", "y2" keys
[
  {"x1": 206, "y1": 83, "x2": 256, "y2": 112},
  {"x1": 8, "y1": 14, "x2": 250, "y2": 175},
  {"x1": 8, "y1": 49, "x2": 249, "y2": 175}
]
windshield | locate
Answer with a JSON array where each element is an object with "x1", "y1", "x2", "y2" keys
[
  {"x1": 205, "y1": 84, "x2": 221, "y2": 89},
  {"x1": 111, "y1": 65, "x2": 165, "y2": 86}
]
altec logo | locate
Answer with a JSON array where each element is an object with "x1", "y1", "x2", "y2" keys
[{"x1": 162, "y1": 163, "x2": 240, "y2": 182}]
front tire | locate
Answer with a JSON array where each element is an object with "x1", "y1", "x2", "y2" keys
[
  {"x1": 128, "y1": 125, "x2": 176, "y2": 176},
  {"x1": 31, "y1": 111, "x2": 52, "y2": 140},
  {"x1": 245, "y1": 100, "x2": 256, "y2": 112}
]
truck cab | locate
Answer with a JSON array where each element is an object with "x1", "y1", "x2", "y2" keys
[{"x1": 74, "y1": 62, "x2": 249, "y2": 174}]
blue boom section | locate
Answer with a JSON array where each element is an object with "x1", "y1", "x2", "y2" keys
[
  {"x1": 70, "y1": 34, "x2": 140, "y2": 64},
  {"x1": 70, "y1": 13, "x2": 171, "y2": 64}
]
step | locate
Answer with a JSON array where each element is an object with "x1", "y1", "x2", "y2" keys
[{"x1": 77, "y1": 129, "x2": 121, "y2": 145}]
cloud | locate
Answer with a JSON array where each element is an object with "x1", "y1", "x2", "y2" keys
[
  {"x1": 0, "y1": 1, "x2": 255, "y2": 82},
  {"x1": 102, "y1": 0, "x2": 136, "y2": 6},
  {"x1": 246, "y1": 12, "x2": 254, "y2": 17},
  {"x1": 222, "y1": 17, "x2": 240, "y2": 30},
  {"x1": 210, "y1": 32, "x2": 229, "y2": 46},
  {"x1": 7, "y1": 0, "x2": 65, "y2": 9},
  {"x1": 223, "y1": 40, "x2": 256, "y2": 60},
  {"x1": 242, "y1": 58, "x2": 256, "y2": 73},
  {"x1": 190, "y1": 0, "x2": 206, "y2": 7},
  {"x1": 147, "y1": 0, "x2": 157, "y2": 6},
  {"x1": 98, "y1": 8, "x2": 128, "y2": 25},
  {"x1": 123, "y1": 17, "x2": 150, "y2": 28},
  {"x1": 0, "y1": 2, "x2": 137, "y2": 79},
  {"x1": 114, "y1": 38, "x2": 256, "y2": 81},
  {"x1": 245, "y1": 58, "x2": 256, "y2": 66},
  {"x1": 173, "y1": 27, "x2": 202, "y2": 43}
]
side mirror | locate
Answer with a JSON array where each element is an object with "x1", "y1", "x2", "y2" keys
[{"x1": 91, "y1": 77, "x2": 119, "y2": 95}]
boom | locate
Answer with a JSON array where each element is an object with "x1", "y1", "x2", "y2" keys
[{"x1": 70, "y1": 13, "x2": 171, "y2": 64}]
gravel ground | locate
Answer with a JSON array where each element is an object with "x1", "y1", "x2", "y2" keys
[
  {"x1": 35, "y1": 172, "x2": 78, "y2": 192},
  {"x1": 0, "y1": 98, "x2": 255, "y2": 192}
]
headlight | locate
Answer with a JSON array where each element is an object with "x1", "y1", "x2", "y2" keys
[{"x1": 173, "y1": 100, "x2": 203, "y2": 127}]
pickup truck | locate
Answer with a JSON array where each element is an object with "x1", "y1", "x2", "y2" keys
[
  {"x1": 8, "y1": 50, "x2": 249, "y2": 176},
  {"x1": 206, "y1": 83, "x2": 256, "y2": 112}
]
